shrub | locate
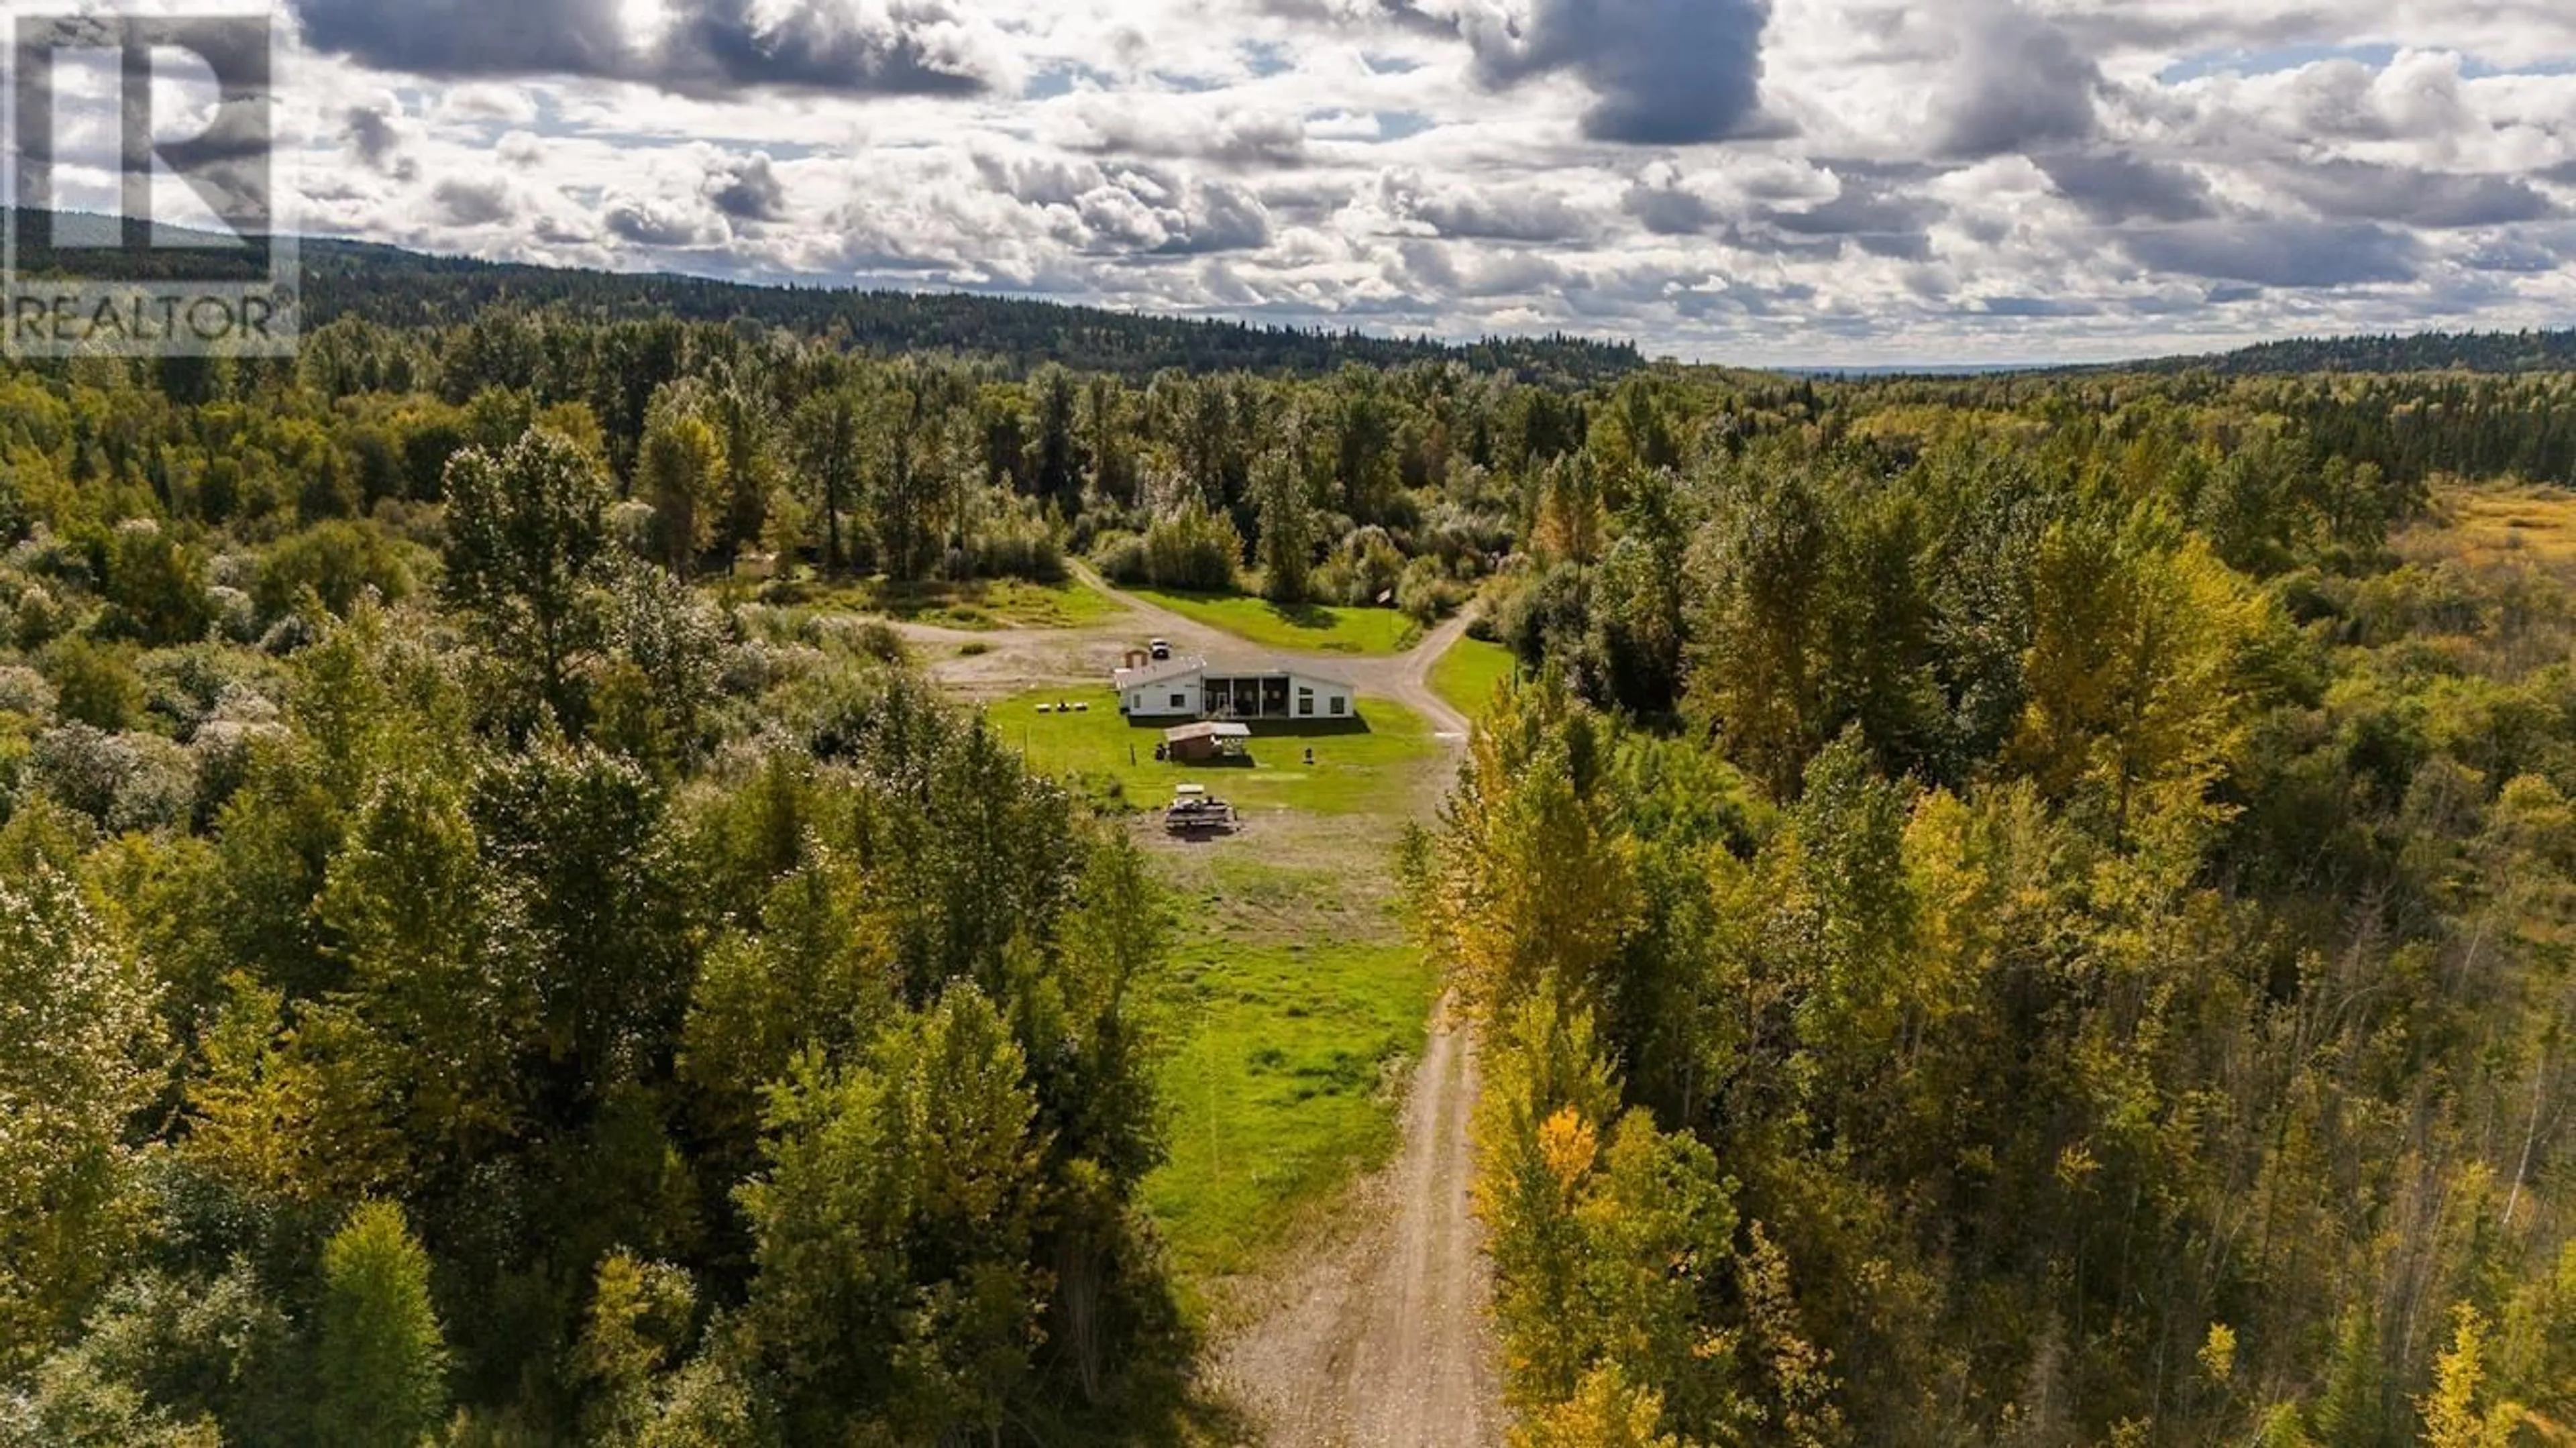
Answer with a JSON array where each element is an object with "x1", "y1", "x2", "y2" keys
[
  {"x1": 1311, "y1": 552, "x2": 1360, "y2": 608},
  {"x1": 109, "y1": 733, "x2": 195, "y2": 834},
  {"x1": 959, "y1": 504, "x2": 1068, "y2": 584},
  {"x1": 10, "y1": 583, "x2": 67, "y2": 651},
  {"x1": 208, "y1": 550, "x2": 256, "y2": 592},
  {"x1": 716, "y1": 638, "x2": 812, "y2": 698},
  {"x1": 0, "y1": 720, "x2": 28, "y2": 819},
  {"x1": 1339, "y1": 527, "x2": 1409, "y2": 608},
  {"x1": 1089, "y1": 531, "x2": 1149, "y2": 586},
  {"x1": 0, "y1": 666, "x2": 54, "y2": 720},
  {"x1": 1496, "y1": 558, "x2": 1595, "y2": 673},
  {"x1": 41, "y1": 638, "x2": 144, "y2": 732},
  {"x1": 1140, "y1": 507, "x2": 1241, "y2": 592},
  {"x1": 1067, "y1": 501, "x2": 1144, "y2": 553},
  {"x1": 252, "y1": 520, "x2": 417, "y2": 625},
  {"x1": 257, "y1": 614, "x2": 319, "y2": 657},
  {"x1": 9, "y1": 524, "x2": 93, "y2": 593},
  {"x1": 207, "y1": 586, "x2": 259, "y2": 644},
  {"x1": 30, "y1": 724, "x2": 134, "y2": 823},
  {"x1": 607, "y1": 499, "x2": 659, "y2": 559},
  {"x1": 103, "y1": 518, "x2": 213, "y2": 648},
  {"x1": 805, "y1": 615, "x2": 907, "y2": 663},
  {"x1": 1471, "y1": 566, "x2": 1528, "y2": 645},
  {"x1": 191, "y1": 716, "x2": 286, "y2": 826},
  {"x1": 1421, "y1": 500, "x2": 1513, "y2": 573},
  {"x1": 138, "y1": 646, "x2": 284, "y2": 742},
  {"x1": 1396, "y1": 556, "x2": 1466, "y2": 625},
  {"x1": 847, "y1": 620, "x2": 907, "y2": 664},
  {"x1": 602, "y1": 561, "x2": 726, "y2": 757}
]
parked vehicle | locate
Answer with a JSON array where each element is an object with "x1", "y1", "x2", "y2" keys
[{"x1": 1163, "y1": 782, "x2": 1237, "y2": 834}]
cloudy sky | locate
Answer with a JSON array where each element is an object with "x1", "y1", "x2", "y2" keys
[{"x1": 96, "y1": 0, "x2": 2576, "y2": 363}]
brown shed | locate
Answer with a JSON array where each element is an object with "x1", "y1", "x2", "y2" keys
[{"x1": 1163, "y1": 720, "x2": 1252, "y2": 762}]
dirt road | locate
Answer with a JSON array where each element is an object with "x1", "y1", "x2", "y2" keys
[
  {"x1": 892, "y1": 569, "x2": 1503, "y2": 1445},
  {"x1": 1207, "y1": 992, "x2": 1499, "y2": 1447},
  {"x1": 1187, "y1": 595, "x2": 1501, "y2": 1445}
]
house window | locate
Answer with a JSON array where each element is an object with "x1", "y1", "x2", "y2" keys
[
  {"x1": 1297, "y1": 688, "x2": 1315, "y2": 717},
  {"x1": 1171, "y1": 692, "x2": 1188, "y2": 709},
  {"x1": 1330, "y1": 696, "x2": 1346, "y2": 716}
]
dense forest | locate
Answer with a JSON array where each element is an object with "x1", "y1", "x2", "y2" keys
[
  {"x1": 0, "y1": 270, "x2": 2571, "y2": 1443},
  {"x1": 292, "y1": 239, "x2": 1645, "y2": 385},
  {"x1": 2124, "y1": 330, "x2": 2576, "y2": 378},
  {"x1": 1418, "y1": 392, "x2": 2576, "y2": 1443}
]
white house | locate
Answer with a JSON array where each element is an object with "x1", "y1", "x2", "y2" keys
[
  {"x1": 1114, "y1": 651, "x2": 1356, "y2": 722},
  {"x1": 1116, "y1": 654, "x2": 1209, "y2": 719}
]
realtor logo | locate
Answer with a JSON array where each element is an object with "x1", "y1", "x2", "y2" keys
[{"x1": 3, "y1": 7, "x2": 297, "y2": 355}]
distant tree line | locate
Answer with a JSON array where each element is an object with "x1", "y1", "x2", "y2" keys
[
  {"x1": 2121, "y1": 329, "x2": 2576, "y2": 378},
  {"x1": 292, "y1": 238, "x2": 1644, "y2": 386}
]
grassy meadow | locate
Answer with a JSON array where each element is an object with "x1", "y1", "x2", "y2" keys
[
  {"x1": 988, "y1": 685, "x2": 1438, "y2": 817},
  {"x1": 1139, "y1": 855, "x2": 1438, "y2": 1290},
  {"x1": 752, "y1": 573, "x2": 1120, "y2": 630},
  {"x1": 1125, "y1": 588, "x2": 1423, "y2": 655},
  {"x1": 2402, "y1": 481, "x2": 2576, "y2": 579},
  {"x1": 1429, "y1": 636, "x2": 1519, "y2": 724}
]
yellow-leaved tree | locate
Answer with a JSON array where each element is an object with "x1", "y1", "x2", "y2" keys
[
  {"x1": 1415, "y1": 672, "x2": 1637, "y2": 1020},
  {"x1": 2012, "y1": 505, "x2": 2270, "y2": 861},
  {"x1": 2418, "y1": 1304, "x2": 2520, "y2": 1448},
  {"x1": 639, "y1": 384, "x2": 728, "y2": 577},
  {"x1": 0, "y1": 852, "x2": 162, "y2": 1374}
]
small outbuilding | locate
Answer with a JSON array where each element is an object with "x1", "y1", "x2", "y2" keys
[{"x1": 1163, "y1": 720, "x2": 1252, "y2": 762}]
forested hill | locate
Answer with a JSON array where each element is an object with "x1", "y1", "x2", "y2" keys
[
  {"x1": 290, "y1": 236, "x2": 1642, "y2": 384},
  {"x1": 1778, "y1": 331, "x2": 2576, "y2": 382},
  {"x1": 2133, "y1": 327, "x2": 2576, "y2": 376}
]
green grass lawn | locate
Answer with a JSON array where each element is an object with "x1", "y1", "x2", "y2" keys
[
  {"x1": 1126, "y1": 588, "x2": 1422, "y2": 655},
  {"x1": 987, "y1": 685, "x2": 1438, "y2": 817},
  {"x1": 1141, "y1": 858, "x2": 1437, "y2": 1287},
  {"x1": 1430, "y1": 636, "x2": 1519, "y2": 723},
  {"x1": 980, "y1": 682, "x2": 1447, "y2": 1308},
  {"x1": 755, "y1": 574, "x2": 1118, "y2": 630}
]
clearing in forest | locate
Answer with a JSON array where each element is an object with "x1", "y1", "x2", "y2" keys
[
  {"x1": 906, "y1": 568, "x2": 1503, "y2": 1445},
  {"x1": 2400, "y1": 480, "x2": 2576, "y2": 579},
  {"x1": 991, "y1": 683, "x2": 1439, "y2": 818},
  {"x1": 1124, "y1": 587, "x2": 1426, "y2": 655},
  {"x1": 751, "y1": 573, "x2": 1119, "y2": 630}
]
